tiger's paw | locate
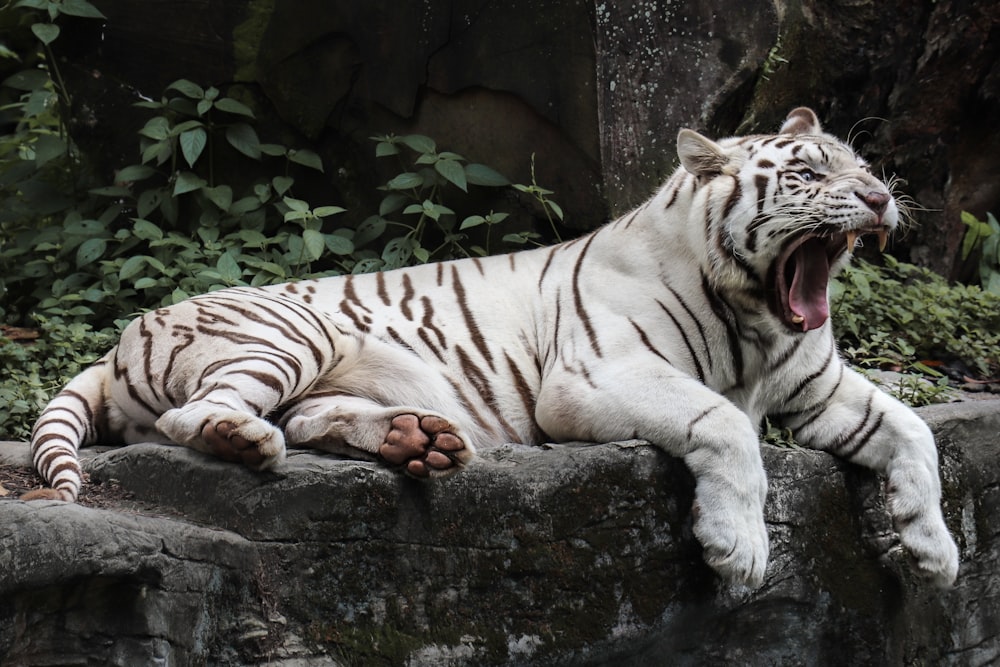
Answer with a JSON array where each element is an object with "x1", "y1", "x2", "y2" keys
[
  {"x1": 378, "y1": 413, "x2": 472, "y2": 478},
  {"x1": 202, "y1": 417, "x2": 286, "y2": 470},
  {"x1": 157, "y1": 407, "x2": 286, "y2": 470},
  {"x1": 692, "y1": 501, "x2": 770, "y2": 587},
  {"x1": 898, "y1": 514, "x2": 960, "y2": 587}
]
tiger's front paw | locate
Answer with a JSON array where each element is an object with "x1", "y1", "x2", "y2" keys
[
  {"x1": 897, "y1": 514, "x2": 959, "y2": 587},
  {"x1": 692, "y1": 499, "x2": 770, "y2": 587}
]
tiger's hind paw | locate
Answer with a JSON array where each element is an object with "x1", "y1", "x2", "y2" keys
[
  {"x1": 157, "y1": 407, "x2": 286, "y2": 470},
  {"x1": 202, "y1": 417, "x2": 285, "y2": 470},
  {"x1": 379, "y1": 413, "x2": 473, "y2": 478}
]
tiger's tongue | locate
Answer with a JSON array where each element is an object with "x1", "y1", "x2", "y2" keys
[{"x1": 788, "y1": 240, "x2": 830, "y2": 331}]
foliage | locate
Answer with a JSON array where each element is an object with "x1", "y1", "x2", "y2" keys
[
  {"x1": 1, "y1": 1, "x2": 562, "y2": 327},
  {"x1": 363, "y1": 135, "x2": 562, "y2": 270},
  {"x1": 0, "y1": 0, "x2": 566, "y2": 438},
  {"x1": 0, "y1": 317, "x2": 116, "y2": 440},
  {"x1": 960, "y1": 210, "x2": 1000, "y2": 295},
  {"x1": 831, "y1": 255, "x2": 1000, "y2": 379},
  {"x1": 864, "y1": 370, "x2": 953, "y2": 408}
]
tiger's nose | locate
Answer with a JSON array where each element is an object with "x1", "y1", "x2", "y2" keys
[{"x1": 857, "y1": 190, "x2": 890, "y2": 215}]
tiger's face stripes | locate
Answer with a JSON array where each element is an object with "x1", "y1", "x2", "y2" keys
[{"x1": 25, "y1": 107, "x2": 958, "y2": 589}]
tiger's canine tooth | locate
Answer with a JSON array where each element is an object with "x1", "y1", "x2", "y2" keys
[
  {"x1": 845, "y1": 230, "x2": 858, "y2": 253},
  {"x1": 877, "y1": 229, "x2": 888, "y2": 252},
  {"x1": 791, "y1": 314, "x2": 805, "y2": 324}
]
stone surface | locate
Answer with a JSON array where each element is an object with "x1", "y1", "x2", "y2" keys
[{"x1": 1, "y1": 400, "x2": 998, "y2": 665}]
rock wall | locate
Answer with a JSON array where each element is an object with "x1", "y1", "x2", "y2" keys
[
  {"x1": 1, "y1": 400, "x2": 997, "y2": 665},
  {"x1": 51, "y1": 0, "x2": 1000, "y2": 275}
]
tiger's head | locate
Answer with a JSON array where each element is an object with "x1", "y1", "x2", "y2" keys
[{"x1": 675, "y1": 107, "x2": 903, "y2": 333}]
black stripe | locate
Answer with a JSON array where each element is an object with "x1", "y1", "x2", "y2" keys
[
  {"x1": 572, "y1": 233, "x2": 603, "y2": 358},
  {"x1": 630, "y1": 319, "x2": 672, "y2": 366},
  {"x1": 451, "y1": 265, "x2": 496, "y2": 372},
  {"x1": 701, "y1": 274, "x2": 743, "y2": 386},
  {"x1": 655, "y1": 300, "x2": 704, "y2": 382},
  {"x1": 686, "y1": 404, "x2": 724, "y2": 441}
]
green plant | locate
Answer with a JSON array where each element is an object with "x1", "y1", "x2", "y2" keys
[
  {"x1": 831, "y1": 255, "x2": 1000, "y2": 379},
  {"x1": 0, "y1": 316, "x2": 117, "y2": 440},
  {"x1": 960, "y1": 210, "x2": 1000, "y2": 295},
  {"x1": 863, "y1": 370, "x2": 953, "y2": 408},
  {"x1": 366, "y1": 134, "x2": 563, "y2": 269}
]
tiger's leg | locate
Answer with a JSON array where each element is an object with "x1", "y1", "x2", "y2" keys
[
  {"x1": 279, "y1": 394, "x2": 474, "y2": 478},
  {"x1": 537, "y1": 368, "x2": 769, "y2": 586},
  {"x1": 779, "y1": 367, "x2": 959, "y2": 586}
]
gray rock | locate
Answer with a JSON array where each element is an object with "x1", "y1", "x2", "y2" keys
[{"x1": 1, "y1": 400, "x2": 998, "y2": 666}]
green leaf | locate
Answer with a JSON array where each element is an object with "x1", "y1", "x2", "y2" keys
[
  {"x1": 400, "y1": 135, "x2": 436, "y2": 154},
  {"x1": 76, "y1": 238, "x2": 106, "y2": 268},
  {"x1": 173, "y1": 171, "x2": 207, "y2": 195},
  {"x1": 14, "y1": 0, "x2": 49, "y2": 9},
  {"x1": 3, "y1": 68, "x2": 49, "y2": 92},
  {"x1": 116, "y1": 164, "x2": 157, "y2": 182},
  {"x1": 230, "y1": 196, "x2": 263, "y2": 216},
  {"x1": 314, "y1": 206, "x2": 346, "y2": 218},
  {"x1": 119, "y1": 256, "x2": 149, "y2": 281},
  {"x1": 237, "y1": 229, "x2": 268, "y2": 246},
  {"x1": 288, "y1": 149, "x2": 324, "y2": 172},
  {"x1": 31, "y1": 23, "x2": 60, "y2": 45},
  {"x1": 137, "y1": 189, "x2": 164, "y2": 218},
  {"x1": 202, "y1": 185, "x2": 233, "y2": 211},
  {"x1": 226, "y1": 123, "x2": 261, "y2": 159},
  {"x1": 382, "y1": 236, "x2": 416, "y2": 268},
  {"x1": 63, "y1": 218, "x2": 105, "y2": 236},
  {"x1": 134, "y1": 277, "x2": 159, "y2": 290},
  {"x1": 387, "y1": 172, "x2": 423, "y2": 190},
  {"x1": 324, "y1": 234, "x2": 355, "y2": 256},
  {"x1": 435, "y1": 159, "x2": 467, "y2": 192},
  {"x1": 413, "y1": 246, "x2": 430, "y2": 263},
  {"x1": 545, "y1": 199, "x2": 564, "y2": 221},
  {"x1": 282, "y1": 196, "x2": 310, "y2": 213},
  {"x1": 89, "y1": 186, "x2": 132, "y2": 197},
  {"x1": 375, "y1": 142, "x2": 400, "y2": 157},
  {"x1": 465, "y1": 163, "x2": 510, "y2": 187},
  {"x1": 139, "y1": 116, "x2": 171, "y2": 141},
  {"x1": 217, "y1": 253, "x2": 243, "y2": 283},
  {"x1": 302, "y1": 229, "x2": 326, "y2": 261},
  {"x1": 379, "y1": 193, "x2": 409, "y2": 216},
  {"x1": 59, "y1": 0, "x2": 106, "y2": 18},
  {"x1": 167, "y1": 79, "x2": 205, "y2": 99},
  {"x1": 214, "y1": 97, "x2": 255, "y2": 118},
  {"x1": 460, "y1": 215, "x2": 486, "y2": 230},
  {"x1": 272, "y1": 175, "x2": 294, "y2": 196},
  {"x1": 33, "y1": 133, "x2": 66, "y2": 167},
  {"x1": 142, "y1": 140, "x2": 173, "y2": 166},
  {"x1": 260, "y1": 143, "x2": 287, "y2": 157},
  {"x1": 196, "y1": 99, "x2": 213, "y2": 116},
  {"x1": 132, "y1": 218, "x2": 164, "y2": 241},
  {"x1": 355, "y1": 216, "x2": 387, "y2": 247}
]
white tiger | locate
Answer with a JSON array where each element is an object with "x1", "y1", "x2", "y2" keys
[{"x1": 24, "y1": 107, "x2": 959, "y2": 587}]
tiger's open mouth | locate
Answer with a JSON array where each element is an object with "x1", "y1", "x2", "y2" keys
[{"x1": 768, "y1": 228, "x2": 888, "y2": 332}]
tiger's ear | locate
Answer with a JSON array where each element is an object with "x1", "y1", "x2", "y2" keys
[
  {"x1": 780, "y1": 107, "x2": 822, "y2": 135},
  {"x1": 677, "y1": 129, "x2": 730, "y2": 177}
]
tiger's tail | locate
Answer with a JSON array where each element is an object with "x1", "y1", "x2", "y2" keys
[{"x1": 22, "y1": 352, "x2": 113, "y2": 502}]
